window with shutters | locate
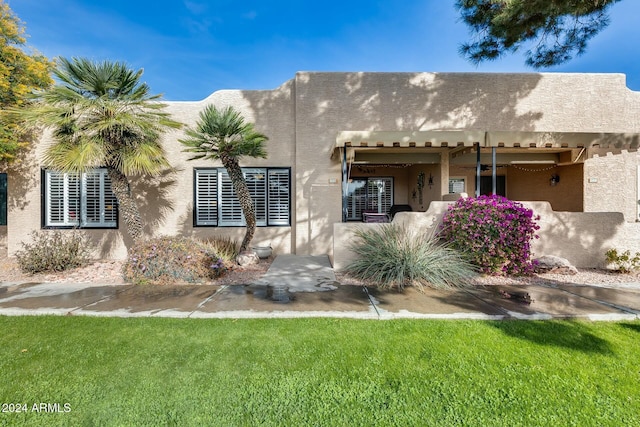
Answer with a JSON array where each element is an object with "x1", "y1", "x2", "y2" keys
[
  {"x1": 194, "y1": 168, "x2": 290, "y2": 227},
  {"x1": 345, "y1": 177, "x2": 393, "y2": 221},
  {"x1": 43, "y1": 169, "x2": 118, "y2": 228}
]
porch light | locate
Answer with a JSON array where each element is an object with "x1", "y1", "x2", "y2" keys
[{"x1": 550, "y1": 174, "x2": 560, "y2": 186}]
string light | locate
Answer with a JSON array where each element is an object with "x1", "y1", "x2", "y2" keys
[{"x1": 508, "y1": 164, "x2": 558, "y2": 172}]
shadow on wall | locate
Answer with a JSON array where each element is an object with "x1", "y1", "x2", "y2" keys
[
  {"x1": 177, "y1": 204, "x2": 293, "y2": 256},
  {"x1": 7, "y1": 139, "x2": 40, "y2": 212},
  {"x1": 91, "y1": 168, "x2": 179, "y2": 258},
  {"x1": 525, "y1": 202, "x2": 631, "y2": 268},
  {"x1": 292, "y1": 72, "x2": 544, "y2": 136},
  {"x1": 132, "y1": 168, "x2": 178, "y2": 236},
  {"x1": 245, "y1": 72, "x2": 546, "y2": 254}
]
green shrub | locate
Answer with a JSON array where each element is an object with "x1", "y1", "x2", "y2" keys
[
  {"x1": 15, "y1": 229, "x2": 92, "y2": 274},
  {"x1": 122, "y1": 236, "x2": 228, "y2": 285},
  {"x1": 605, "y1": 248, "x2": 640, "y2": 273},
  {"x1": 203, "y1": 236, "x2": 239, "y2": 264},
  {"x1": 345, "y1": 224, "x2": 477, "y2": 290}
]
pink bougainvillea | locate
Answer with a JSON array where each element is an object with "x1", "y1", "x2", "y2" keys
[{"x1": 439, "y1": 195, "x2": 540, "y2": 275}]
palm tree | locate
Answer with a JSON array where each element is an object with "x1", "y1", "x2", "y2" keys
[
  {"x1": 180, "y1": 105, "x2": 268, "y2": 254},
  {"x1": 18, "y1": 57, "x2": 181, "y2": 241}
]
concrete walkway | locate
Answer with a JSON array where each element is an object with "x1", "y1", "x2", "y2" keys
[{"x1": 1, "y1": 255, "x2": 640, "y2": 320}]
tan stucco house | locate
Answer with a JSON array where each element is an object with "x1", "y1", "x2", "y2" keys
[{"x1": 5, "y1": 72, "x2": 640, "y2": 268}]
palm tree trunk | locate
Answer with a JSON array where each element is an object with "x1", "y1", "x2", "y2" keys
[
  {"x1": 107, "y1": 167, "x2": 144, "y2": 242},
  {"x1": 220, "y1": 154, "x2": 256, "y2": 253}
]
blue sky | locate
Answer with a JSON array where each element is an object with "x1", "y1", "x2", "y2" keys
[{"x1": 10, "y1": 0, "x2": 640, "y2": 101}]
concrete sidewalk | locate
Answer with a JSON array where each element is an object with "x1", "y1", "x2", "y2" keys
[{"x1": 1, "y1": 255, "x2": 640, "y2": 320}]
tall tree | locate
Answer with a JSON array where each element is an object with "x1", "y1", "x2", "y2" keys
[
  {"x1": 457, "y1": 0, "x2": 621, "y2": 68},
  {"x1": 0, "y1": 0, "x2": 53, "y2": 163},
  {"x1": 18, "y1": 57, "x2": 181, "y2": 241},
  {"x1": 180, "y1": 105, "x2": 268, "y2": 254}
]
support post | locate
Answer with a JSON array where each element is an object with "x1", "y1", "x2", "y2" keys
[
  {"x1": 492, "y1": 146, "x2": 497, "y2": 195},
  {"x1": 341, "y1": 148, "x2": 348, "y2": 222},
  {"x1": 475, "y1": 143, "x2": 481, "y2": 197}
]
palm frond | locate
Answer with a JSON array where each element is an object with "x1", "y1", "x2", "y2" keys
[
  {"x1": 42, "y1": 139, "x2": 106, "y2": 172},
  {"x1": 16, "y1": 57, "x2": 182, "y2": 176},
  {"x1": 114, "y1": 141, "x2": 171, "y2": 176},
  {"x1": 180, "y1": 105, "x2": 268, "y2": 162}
]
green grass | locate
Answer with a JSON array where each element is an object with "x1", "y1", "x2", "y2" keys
[{"x1": 1, "y1": 317, "x2": 639, "y2": 426}]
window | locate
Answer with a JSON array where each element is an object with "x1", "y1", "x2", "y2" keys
[
  {"x1": 43, "y1": 169, "x2": 117, "y2": 228},
  {"x1": 448, "y1": 177, "x2": 466, "y2": 194},
  {"x1": 345, "y1": 177, "x2": 393, "y2": 221},
  {"x1": 194, "y1": 168, "x2": 290, "y2": 227}
]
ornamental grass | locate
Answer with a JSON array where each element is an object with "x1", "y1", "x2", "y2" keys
[{"x1": 345, "y1": 224, "x2": 477, "y2": 290}]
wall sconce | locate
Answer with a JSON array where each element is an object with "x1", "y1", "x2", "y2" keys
[
  {"x1": 550, "y1": 174, "x2": 560, "y2": 186},
  {"x1": 428, "y1": 173, "x2": 434, "y2": 189}
]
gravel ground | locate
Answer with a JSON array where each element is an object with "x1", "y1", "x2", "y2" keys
[
  {"x1": 337, "y1": 268, "x2": 640, "y2": 289},
  {"x1": 0, "y1": 257, "x2": 272, "y2": 286},
  {"x1": 2, "y1": 257, "x2": 640, "y2": 288}
]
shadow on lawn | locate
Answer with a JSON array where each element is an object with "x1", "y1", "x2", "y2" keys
[
  {"x1": 618, "y1": 322, "x2": 640, "y2": 334},
  {"x1": 490, "y1": 320, "x2": 615, "y2": 355}
]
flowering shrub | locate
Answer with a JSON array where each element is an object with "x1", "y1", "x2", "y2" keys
[
  {"x1": 122, "y1": 236, "x2": 229, "y2": 285},
  {"x1": 438, "y1": 195, "x2": 540, "y2": 275}
]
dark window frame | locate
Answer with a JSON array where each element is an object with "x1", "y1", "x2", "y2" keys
[
  {"x1": 41, "y1": 168, "x2": 119, "y2": 230},
  {"x1": 193, "y1": 167, "x2": 291, "y2": 227}
]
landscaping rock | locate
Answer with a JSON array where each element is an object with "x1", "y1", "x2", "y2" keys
[
  {"x1": 237, "y1": 251, "x2": 259, "y2": 266},
  {"x1": 534, "y1": 255, "x2": 578, "y2": 275}
]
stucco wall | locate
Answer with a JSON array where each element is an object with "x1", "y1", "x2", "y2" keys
[
  {"x1": 6, "y1": 72, "x2": 640, "y2": 259},
  {"x1": 295, "y1": 72, "x2": 640, "y2": 255},
  {"x1": 583, "y1": 150, "x2": 640, "y2": 221},
  {"x1": 333, "y1": 201, "x2": 640, "y2": 272},
  {"x1": 7, "y1": 81, "x2": 297, "y2": 259}
]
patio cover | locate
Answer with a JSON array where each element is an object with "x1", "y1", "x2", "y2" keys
[{"x1": 333, "y1": 130, "x2": 640, "y2": 156}]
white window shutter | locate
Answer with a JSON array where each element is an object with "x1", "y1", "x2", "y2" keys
[
  {"x1": 244, "y1": 168, "x2": 267, "y2": 226},
  {"x1": 82, "y1": 171, "x2": 100, "y2": 226},
  {"x1": 268, "y1": 169, "x2": 290, "y2": 225},
  {"x1": 194, "y1": 167, "x2": 290, "y2": 227},
  {"x1": 195, "y1": 169, "x2": 218, "y2": 226},
  {"x1": 368, "y1": 178, "x2": 393, "y2": 215},
  {"x1": 46, "y1": 172, "x2": 80, "y2": 226},
  {"x1": 218, "y1": 171, "x2": 244, "y2": 226},
  {"x1": 45, "y1": 169, "x2": 115, "y2": 228},
  {"x1": 103, "y1": 173, "x2": 117, "y2": 225},
  {"x1": 82, "y1": 170, "x2": 117, "y2": 227}
]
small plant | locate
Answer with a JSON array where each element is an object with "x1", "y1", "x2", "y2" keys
[
  {"x1": 345, "y1": 224, "x2": 477, "y2": 290},
  {"x1": 203, "y1": 236, "x2": 239, "y2": 264},
  {"x1": 122, "y1": 236, "x2": 229, "y2": 285},
  {"x1": 605, "y1": 248, "x2": 640, "y2": 273},
  {"x1": 15, "y1": 229, "x2": 92, "y2": 274},
  {"x1": 439, "y1": 195, "x2": 540, "y2": 276}
]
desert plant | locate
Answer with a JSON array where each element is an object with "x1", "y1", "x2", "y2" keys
[
  {"x1": 15, "y1": 229, "x2": 92, "y2": 274},
  {"x1": 439, "y1": 195, "x2": 540, "y2": 275},
  {"x1": 345, "y1": 224, "x2": 477, "y2": 290},
  {"x1": 203, "y1": 236, "x2": 239, "y2": 264},
  {"x1": 180, "y1": 105, "x2": 268, "y2": 253},
  {"x1": 605, "y1": 248, "x2": 640, "y2": 273},
  {"x1": 17, "y1": 58, "x2": 181, "y2": 242},
  {"x1": 122, "y1": 236, "x2": 228, "y2": 285}
]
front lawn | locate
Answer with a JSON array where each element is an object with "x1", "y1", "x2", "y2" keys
[{"x1": 1, "y1": 317, "x2": 639, "y2": 426}]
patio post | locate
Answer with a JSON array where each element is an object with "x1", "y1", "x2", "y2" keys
[
  {"x1": 492, "y1": 146, "x2": 497, "y2": 195},
  {"x1": 341, "y1": 147, "x2": 348, "y2": 222},
  {"x1": 475, "y1": 142, "x2": 481, "y2": 197}
]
